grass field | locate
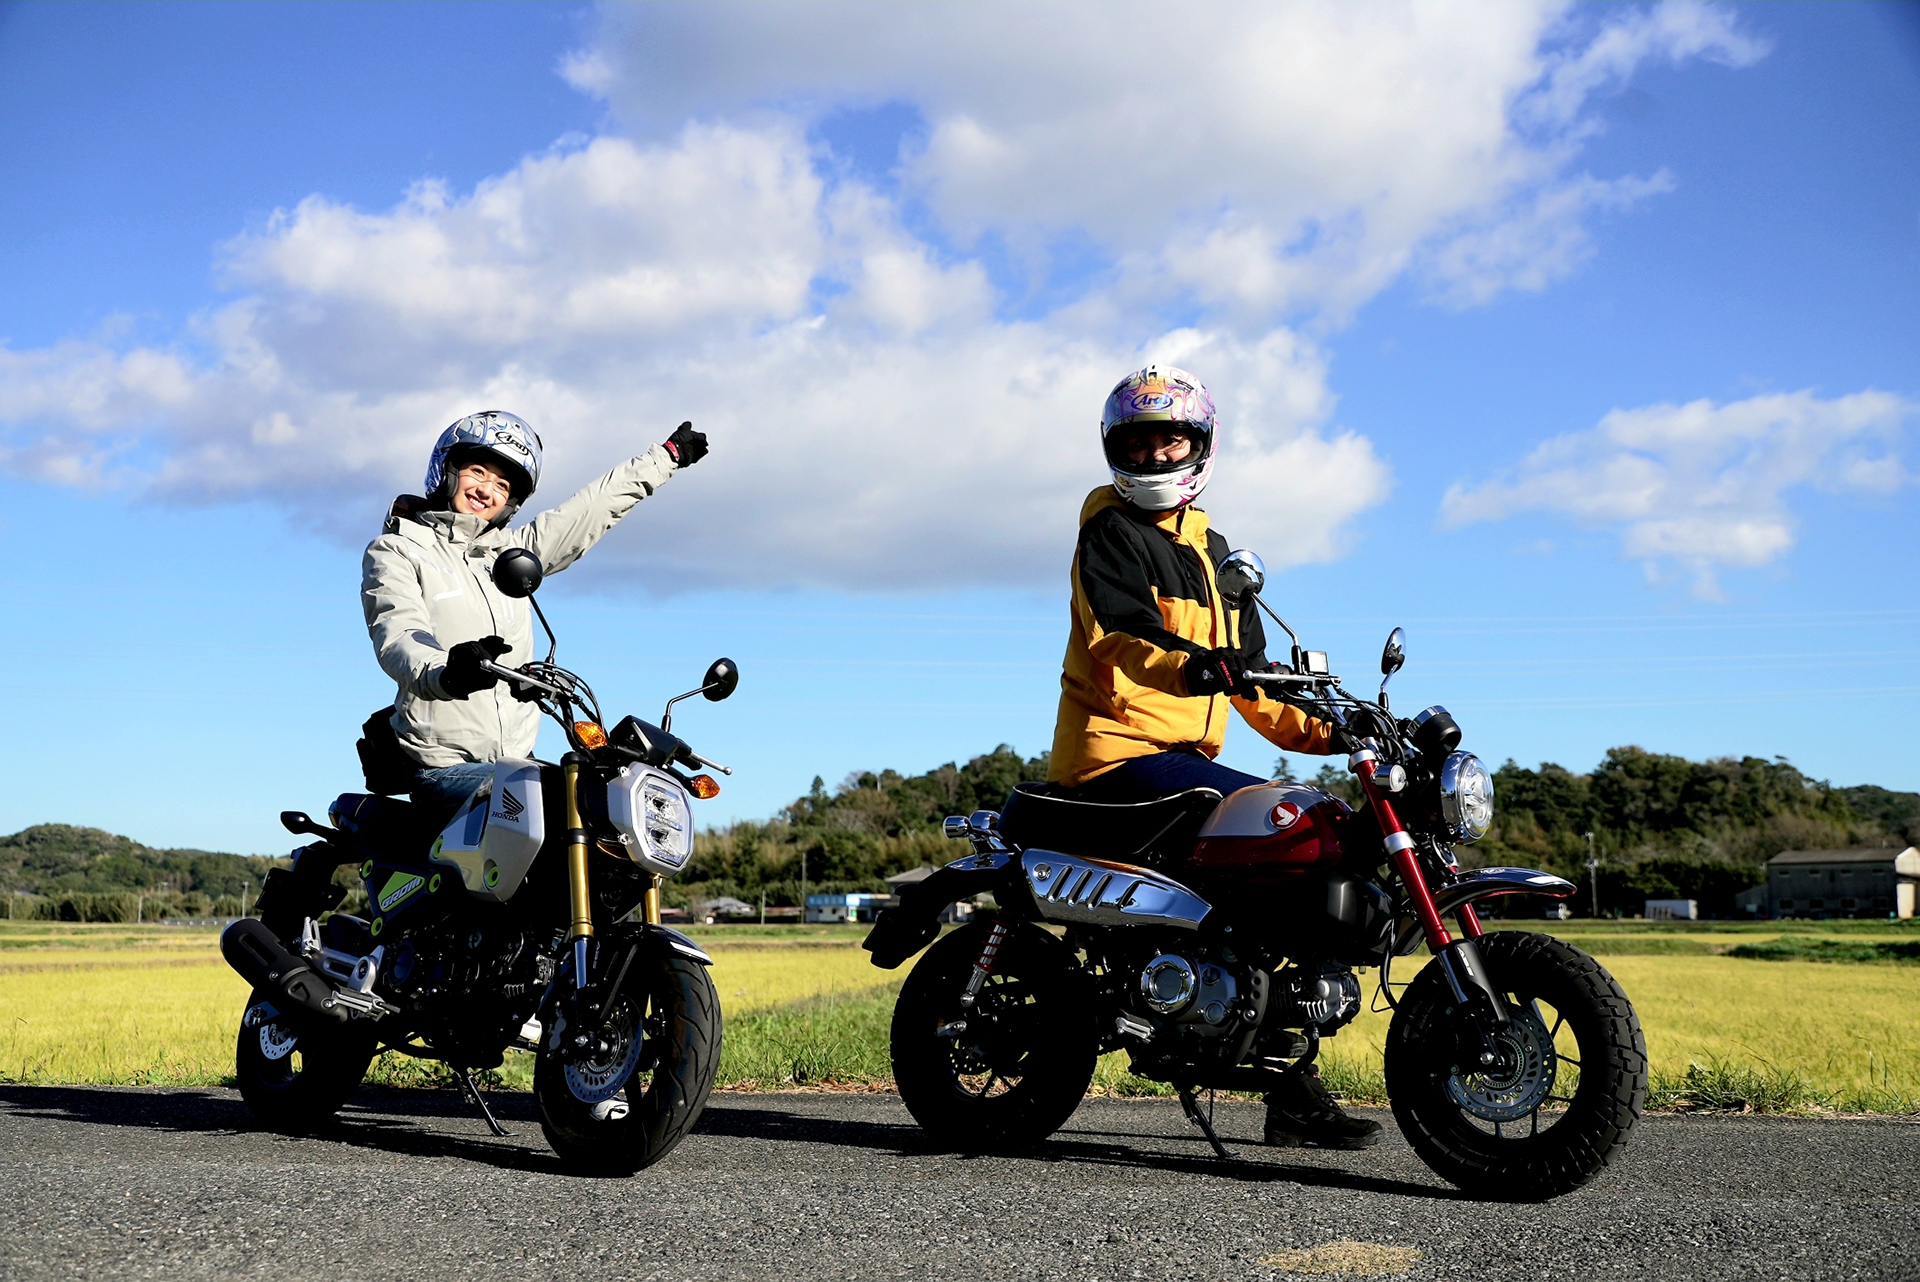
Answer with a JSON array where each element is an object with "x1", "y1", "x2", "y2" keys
[{"x1": 2, "y1": 918, "x2": 1915, "y2": 1113}]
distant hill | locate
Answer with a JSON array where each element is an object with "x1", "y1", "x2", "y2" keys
[
  {"x1": 0, "y1": 824, "x2": 279, "y2": 905},
  {"x1": 16, "y1": 745, "x2": 1917, "y2": 922}
]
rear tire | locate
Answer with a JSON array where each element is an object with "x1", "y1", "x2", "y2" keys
[
  {"x1": 534, "y1": 952, "x2": 722, "y2": 1175},
  {"x1": 1385, "y1": 931, "x2": 1646, "y2": 1200},
  {"x1": 891, "y1": 920, "x2": 1098, "y2": 1152},
  {"x1": 234, "y1": 991, "x2": 378, "y2": 1132}
]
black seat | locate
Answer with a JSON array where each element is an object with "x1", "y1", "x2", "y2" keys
[
  {"x1": 329, "y1": 793, "x2": 437, "y2": 864},
  {"x1": 996, "y1": 782, "x2": 1223, "y2": 867}
]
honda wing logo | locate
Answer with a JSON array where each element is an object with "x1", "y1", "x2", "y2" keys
[{"x1": 492, "y1": 788, "x2": 525, "y2": 824}]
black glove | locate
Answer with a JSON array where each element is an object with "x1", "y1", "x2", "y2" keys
[
  {"x1": 508, "y1": 672, "x2": 544, "y2": 702},
  {"x1": 1183, "y1": 648, "x2": 1257, "y2": 699},
  {"x1": 441, "y1": 636, "x2": 511, "y2": 699},
  {"x1": 663, "y1": 421, "x2": 708, "y2": 468}
]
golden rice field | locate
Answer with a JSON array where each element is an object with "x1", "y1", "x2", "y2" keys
[{"x1": 1, "y1": 920, "x2": 1915, "y2": 1112}]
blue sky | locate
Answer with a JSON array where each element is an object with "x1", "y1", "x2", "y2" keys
[{"x1": 0, "y1": 1, "x2": 1915, "y2": 856}]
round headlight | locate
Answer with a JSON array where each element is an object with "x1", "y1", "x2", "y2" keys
[{"x1": 1438, "y1": 752, "x2": 1494, "y2": 843}]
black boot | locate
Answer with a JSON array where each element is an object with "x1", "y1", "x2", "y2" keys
[{"x1": 1264, "y1": 1064, "x2": 1383, "y2": 1150}]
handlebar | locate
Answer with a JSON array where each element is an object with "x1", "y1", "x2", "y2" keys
[
  {"x1": 478, "y1": 657, "x2": 563, "y2": 697},
  {"x1": 1243, "y1": 669, "x2": 1340, "y2": 688}
]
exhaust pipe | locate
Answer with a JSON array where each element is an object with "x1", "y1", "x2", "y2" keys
[{"x1": 221, "y1": 918, "x2": 349, "y2": 1024}]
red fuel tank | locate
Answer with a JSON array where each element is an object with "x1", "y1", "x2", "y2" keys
[{"x1": 1187, "y1": 782, "x2": 1352, "y2": 883}]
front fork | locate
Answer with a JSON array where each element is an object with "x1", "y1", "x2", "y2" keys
[
  {"x1": 1352, "y1": 751, "x2": 1509, "y2": 1035},
  {"x1": 560, "y1": 754, "x2": 665, "y2": 994}
]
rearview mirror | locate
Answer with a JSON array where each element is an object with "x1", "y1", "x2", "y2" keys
[
  {"x1": 1381, "y1": 627, "x2": 1406, "y2": 677},
  {"x1": 702, "y1": 657, "x2": 740, "y2": 702},
  {"x1": 492, "y1": 548, "x2": 544, "y2": 599},
  {"x1": 1215, "y1": 549, "x2": 1266, "y2": 603}
]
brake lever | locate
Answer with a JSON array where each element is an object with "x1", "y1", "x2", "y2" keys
[{"x1": 678, "y1": 746, "x2": 734, "y2": 776}]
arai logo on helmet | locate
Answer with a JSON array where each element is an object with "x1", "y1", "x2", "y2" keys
[
  {"x1": 1130, "y1": 389, "x2": 1176, "y2": 411},
  {"x1": 1269, "y1": 801, "x2": 1303, "y2": 830}
]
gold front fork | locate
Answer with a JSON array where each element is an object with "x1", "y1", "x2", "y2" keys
[
  {"x1": 562, "y1": 756, "x2": 594, "y2": 942},
  {"x1": 644, "y1": 875, "x2": 663, "y2": 926}
]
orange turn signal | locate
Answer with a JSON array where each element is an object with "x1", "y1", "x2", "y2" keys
[
  {"x1": 688, "y1": 774, "x2": 721, "y2": 800},
  {"x1": 573, "y1": 721, "x2": 609, "y2": 750}
]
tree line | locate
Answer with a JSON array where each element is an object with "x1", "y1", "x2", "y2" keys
[{"x1": 7, "y1": 745, "x2": 1913, "y2": 920}]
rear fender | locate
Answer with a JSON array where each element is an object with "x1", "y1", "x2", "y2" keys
[{"x1": 862, "y1": 852, "x2": 1018, "y2": 969}]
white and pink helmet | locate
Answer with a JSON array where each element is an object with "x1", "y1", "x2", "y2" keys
[{"x1": 1099, "y1": 364, "x2": 1217, "y2": 511}]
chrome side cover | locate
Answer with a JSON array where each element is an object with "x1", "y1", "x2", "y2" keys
[{"x1": 1020, "y1": 850, "x2": 1211, "y2": 930}]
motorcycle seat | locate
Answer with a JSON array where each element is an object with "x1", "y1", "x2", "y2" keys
[
  {"x1": 329, "y1": 792, "x2": 438, "y2": 864},
  {"x1": 996, "y1": 782, "x2": 1223, "y2": 867}
]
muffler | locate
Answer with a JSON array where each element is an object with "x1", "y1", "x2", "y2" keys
[{"x1": 220, "y1": 918, "x2": 349, "y2": 1024}]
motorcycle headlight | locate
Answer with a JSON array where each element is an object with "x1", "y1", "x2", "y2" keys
[
  {"x1": 1438, "y1": 752, "x2": 1495, "y2": 843},
  {"x1": 606, "y1": 768, "x2": 693, "y2": 875}
]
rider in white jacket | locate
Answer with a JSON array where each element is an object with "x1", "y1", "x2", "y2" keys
[{"x1": 361, "y1": 410, "x2": 708, "y2": 821}]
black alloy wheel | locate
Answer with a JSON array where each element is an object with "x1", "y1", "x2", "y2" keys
[
  {"x1": 1384, "y1": 930, "x2": 1647, "y2": 1200},
  {"x1": 233, "y1": 990, "x2": 379, "y2": 1132},
  {"x1": 533, "y1": 946, "x2": 721, "y2": 1175},
  {"x1": 891, "y1": 919, "x2": 1099, "y2": 1152}
]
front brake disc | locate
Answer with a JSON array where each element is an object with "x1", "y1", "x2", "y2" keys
[
  {"x1": 564, "y1": 996, "x2": 644, "y2": 1105},
  {"x1": 1444, "y1": 1001, "x2": 1557, "y2": 1123}
]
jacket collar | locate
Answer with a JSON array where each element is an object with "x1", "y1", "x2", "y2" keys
[
  {"x1": 385, "y1": 494, "x2": 500, "y2": 546},
  {"x1": 1078, "y1": 485, "x2": 1210, "y2": 546}
]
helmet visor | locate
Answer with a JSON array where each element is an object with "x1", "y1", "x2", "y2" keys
[{"x1": 1104, "y1": 423, "x2": 1207, "y2": 476}]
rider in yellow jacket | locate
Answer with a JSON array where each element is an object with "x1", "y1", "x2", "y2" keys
[
  {"x1": 1049, "y1": 365, "x2": 1334, "y2": 801},
  {"x1": 1045, "y1": 364, "x2": 1379, "y2": 1151}
]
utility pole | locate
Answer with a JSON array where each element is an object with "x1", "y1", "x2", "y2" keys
[
  {"x1": 241, "y1": 879, "x2": 250, "y2": 920},
  {"x1": 798, "y1": 850, "x2": 806, "y2": 927},
  {"x1": 758, "y1": 890, "x2": 765, "y2": 926},
  {"x1": 1584, "y1": 832, "x2": 1599, "y2": 919}
]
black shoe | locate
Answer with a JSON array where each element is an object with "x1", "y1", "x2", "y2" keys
[{"x1": 1264, "y1": 1065, "x2": 1383, "y2": 1150}]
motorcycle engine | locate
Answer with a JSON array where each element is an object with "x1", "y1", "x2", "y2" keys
[
  {"x1": 1135, "y1": 952, "x2": 1242, "y2": 1037},
  {"x1": 1272, "y1": 961, "x2": 1362, "y2": 1033},
  {"x1": 380, "y1": 922, "x2": 551, "y2": 1064}
]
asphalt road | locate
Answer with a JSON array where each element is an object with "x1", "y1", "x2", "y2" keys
[{"x1": 0, "y1": 1086, "x2": 1912, "y2": 1281}]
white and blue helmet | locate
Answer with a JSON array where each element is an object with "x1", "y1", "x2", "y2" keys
[{"x1": 423, "y1": 411, "x2": 544, "y2": 519}]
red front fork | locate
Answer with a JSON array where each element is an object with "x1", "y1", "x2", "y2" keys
[{"x1": 1353, "y1": 755, "x2": 1480, "y2": 945}]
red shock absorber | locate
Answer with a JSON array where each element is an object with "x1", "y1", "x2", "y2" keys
[{"x1": 959, "y1": 920, "x2": 1009, "y2": 1009}]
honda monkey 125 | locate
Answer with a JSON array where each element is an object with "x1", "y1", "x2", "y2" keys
[
  {"x1": 222, "y1": 548, "x2": 736, "y2": 1173},
  {"x1": 865, "y1": 550, "x2": 1647, "y2": 1200}
]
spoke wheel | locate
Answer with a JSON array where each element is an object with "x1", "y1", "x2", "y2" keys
[
  {"x1": 891, "y1": 920, "x2": 1097, "y2": 1153},
  {"x1": 534, "y1": 946, "x2": 720, "y2": 1175},
  {"x1": 1385, "y1": 931, "x2": 1646, "y2": 1200},
  {"x1": 234, "y1": 991, "x2": 378, "y2": 1133}
]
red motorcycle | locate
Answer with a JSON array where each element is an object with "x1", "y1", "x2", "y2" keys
[{"x1": 864, "y1": 550, "x2": 1647, "y2": 1200}]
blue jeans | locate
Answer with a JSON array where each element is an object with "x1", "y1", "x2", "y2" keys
[
  {"x1": 1070, "y1": 751, "x2": 1266, "y2": 804},
  {"x1": 409, "y1": 762, "x2": 497, "y2": 830}
]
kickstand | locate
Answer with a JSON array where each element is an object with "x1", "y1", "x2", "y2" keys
[
  {"x1": 1177, "y1": 1087, "x2": 1239, "y2": 1160},
  {"x1": 456, "y1": 1068, "x2": 512, "y2": 1138}
]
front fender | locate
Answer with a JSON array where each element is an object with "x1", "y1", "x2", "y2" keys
[
  {"x1": 862, "y1": 851, "x2": 1018, "y2": 969},
  {"x1": 642, "y1": 924, "x2": 713, "y2": 966},
  {"x1": 1394, "y1": 867, "x2": 1578, "y2": 953}
]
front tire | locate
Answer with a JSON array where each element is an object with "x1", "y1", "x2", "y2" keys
[
  {"x1": 891, "y1": 920, "x2": 1098, "y2": 1152},
  {"x1": 534, "y1": 952, "x2": 721, "y2": 1175},
  {"x1": 234, "y1": 992, "x2": 378, "y2": 1132},
  {"x1": 1384, "y1": 931, "x2": 1647, "y2": 1200}
]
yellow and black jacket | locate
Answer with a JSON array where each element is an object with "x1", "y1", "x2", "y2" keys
[{"x1": 1048, "y1": 486, "x2": 1334, "y2": 788}]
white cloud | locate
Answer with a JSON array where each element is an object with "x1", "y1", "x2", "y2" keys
[
  {"x1": 0, "y1": 1, "x2": 1767, "y2": 589},
  {"x1": 1441, "y1": 390, "x2": 1913, "y2": 594},
  {"x1": 568, "y1": 0, "x2": 1760, "y2": 313}
]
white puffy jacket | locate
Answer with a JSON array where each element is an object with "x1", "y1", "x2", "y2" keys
[{"x1": 361, "y1": 445, "x2": 678, "y2": 769}]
